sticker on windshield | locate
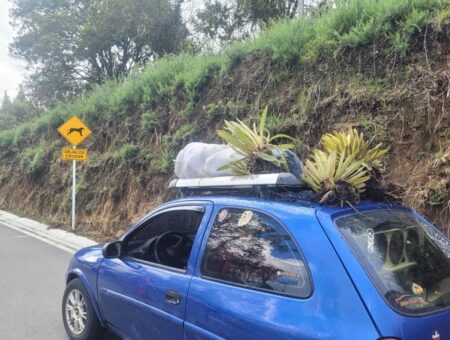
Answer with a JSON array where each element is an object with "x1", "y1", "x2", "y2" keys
[
  {"x1": 421, "y1": 222, "x2": 450, "y2": 258},
  {"x1": 366, "y1": 228, "x2": 375, "y2": 253},
  {"x1": 217, "y1": 209, "x2": 229, "y2": 223},
  {"x1": 238, "y1": 210, "x2": 253, "y2": 226}
]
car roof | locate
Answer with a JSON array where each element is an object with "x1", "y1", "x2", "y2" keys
[{"x1": 160, "y1": 194, "x2": 407, "y2": 217}]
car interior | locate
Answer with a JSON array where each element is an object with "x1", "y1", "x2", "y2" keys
[
  {"x1": 371, "y1": 221, "x2": 450, "y2": 310},
  {"x1": 124, "y1": 210, "x2": 203, "y2": 270}
]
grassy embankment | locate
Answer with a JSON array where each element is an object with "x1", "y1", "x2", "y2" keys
[{"x1": 1, "y1": 0, "x2": 450, "y2": 240}]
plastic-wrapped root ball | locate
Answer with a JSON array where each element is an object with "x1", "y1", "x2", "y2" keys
[{"x1": 174, "y1": 143, "x2": 244, "y2": 179}]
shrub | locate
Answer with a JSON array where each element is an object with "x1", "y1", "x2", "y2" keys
[
  {"x1": 217, "y1": 107, "x2": 296, "y2": 175},
  {"x1": 302, "y1": 128, "x2": 388, "y2": 205},
  {"x1": 160, "y1": 123, "x2": 198, "y2": 173},
  {"x1": 116, "y1": 143, "x2": 140, "y2": 163},
  {"x1": 19, "y1": 145, "x2": 49, "y2": 177},
  {"x1": 141, "y1": 111, "x2": 159, "y2": 131}
]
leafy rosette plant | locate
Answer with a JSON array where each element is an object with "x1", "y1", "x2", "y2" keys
[
  {"x1": 320, "y1": 128, "x2": 388, "y2": 168},
  {"x1": 302, "y1": 150, "x2": 371, "y2": 205},
  {"x1": 302, "y1": 128, "x2": 389, "y2": 205},
  {"x1": 217, "y1": 106, "x2": 296, "y2": 175}
]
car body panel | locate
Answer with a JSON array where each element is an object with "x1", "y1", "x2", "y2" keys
[
  {"x1": 97, "y1": 201, "x2": 214, "y2": 339},
  {"x1": 316, "y1": 203, "x2": 450, "y2": 340},
  {"x1": 184, "y1": 197, "x2": 379, "y2": 339},
  {"x1": 65, "y1": 244, "x2": 105, "y2": 326}
]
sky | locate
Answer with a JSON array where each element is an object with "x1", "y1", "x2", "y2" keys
[{"x1": 0, "y1": 0, "x2": 25, "y2": 98}]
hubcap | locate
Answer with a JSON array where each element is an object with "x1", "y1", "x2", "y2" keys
[{"x1": 65, "y1": 289, "x2": 87, "y2": 335}]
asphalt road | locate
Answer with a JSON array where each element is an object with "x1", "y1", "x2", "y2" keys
[{"x1": 0, "y1": 223, "x2": 119, "y2": 339}]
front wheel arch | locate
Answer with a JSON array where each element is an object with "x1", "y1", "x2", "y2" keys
[{"x1": 65, "y1": 270, "x2": 104, "y2": 328}]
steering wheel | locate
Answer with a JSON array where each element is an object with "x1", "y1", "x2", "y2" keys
[{"x1": 154, "y1": 232, "x2": 192, "y2": 269}]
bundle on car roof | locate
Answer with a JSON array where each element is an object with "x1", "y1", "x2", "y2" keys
[{"x1": 172, "y1": 107, "x2": 399, "y2": 206}]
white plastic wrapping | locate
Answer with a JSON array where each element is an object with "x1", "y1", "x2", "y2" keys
[
  {"x1": 174, "y1": 143, "x2": 244, "y2": 179},
  {"x1": 174, "y1": 142, "x2": 304, "y2": 179}
]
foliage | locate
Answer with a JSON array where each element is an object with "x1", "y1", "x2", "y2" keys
[
  {"x1": 238, "y1": 0, "x2": 300, "y2": 25},
  {"x1": 0, "y1": 89, "x2": 38, "y2": 130},
  {"x1": 116, "y1": 144, "x2": 140, "y2": 164},
  {"x1": 192, "y1": 1, "x2": 244, "y2": 45},
  {"x1": 433, "y1": 6, "x2": 450, "y2": 27},
  {"x1": 191, "y1": 0, "x2": 300, "y2": 48},
  {"x1": 141, "y1": 111, "x2": 159, "y2": 131},
  {"x1": 1, "y1": 0, "x2": 449, "y2": 167},
  {"x1": 10, "y1": 0, "x2": 187, "y2": 106},
  {"x1": 321, "y1": 128, "x2": 388, "y2": 167},
  {"x1": 426, "y1": 183, "x2": 449, "y2": 207},
  {"x1": 244, "y1": 0, "x2": 450, "y2": 63},
  {"x1": 302, "y1": 128, "x2": 388, "y2": 205},
  {"x1": 19, "y1": 145, "x2": 49, "y2": 177},
  {"x1": 217, "y1": 107, "x2": 295, "y2": 175},
  {"x1": 301, "y1": 150, "x2": 370, "y2": 192},
  {"x1": 160, "y1": 123, "x2": 198, "y2": 173}
]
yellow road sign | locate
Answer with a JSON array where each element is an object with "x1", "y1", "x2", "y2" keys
[
  {"x1": 57, "y1": 115, "x2": 92, "y2": 146},
  {"x1": 61, "y1": 148, "x2": 88, "y2": 161}
]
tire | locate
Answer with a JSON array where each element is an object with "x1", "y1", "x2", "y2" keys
[{"x1": 62, "y1": 278, "x2": 105, "y2": 340}]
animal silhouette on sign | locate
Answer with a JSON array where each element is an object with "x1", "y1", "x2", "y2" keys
[{"x1": 67, "y1": 127, "x2": 84, "y2": 136}]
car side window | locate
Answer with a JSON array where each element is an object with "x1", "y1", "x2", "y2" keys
[
  {"x1": 125, "y1": 208, "x2": 204, "y2": 271},
  {"x1": 201, "y1": 208, "x2": 312, "y2": 298}
]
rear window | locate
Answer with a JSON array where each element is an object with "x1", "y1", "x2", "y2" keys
[{"x1": 335, "y1": 210, "x2": 450, "y2": 314}]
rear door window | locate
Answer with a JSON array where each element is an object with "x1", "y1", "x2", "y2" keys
[
  {"x1": 201, "y1": 208, "x2": 312, "y2": 298},
  {"x1": 335, "y1": 210, "x2": 450, "y2": 314}
]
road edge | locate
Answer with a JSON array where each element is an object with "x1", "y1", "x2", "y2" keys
[{"x1": 0, "y1": 210, "x2": 96, "y2": 254}]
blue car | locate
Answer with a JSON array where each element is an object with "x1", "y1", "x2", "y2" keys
[{"x1": 62, "y1": 174, "x2": 450, "y2": 340}]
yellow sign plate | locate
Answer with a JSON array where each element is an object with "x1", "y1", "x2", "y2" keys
[
  {"x1": 61, "y1": 148, "x2": 88, "y2": 161},
  {"x1": 57, "y1": 115, "x2": 92, "y2": 146}
]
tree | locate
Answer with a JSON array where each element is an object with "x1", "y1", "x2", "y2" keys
[
  {"x1": 190, "y1": 0, "x2": 299, "y2": 49},
  {"x1": 237, "y1": 0, "x2": 299, "y2": 26},
  {"x1": 10, "y1": 0, "x2": 188, "y2": 107},
  {"x1": 193, "y1": 1, "x2": 244, "y2": 45},
  {"x1": 190, "y1": 0, "x2": 329, "y2": 49},
  {"x1": 0, "y1": 88, "x2": 38, "y2": 130}
]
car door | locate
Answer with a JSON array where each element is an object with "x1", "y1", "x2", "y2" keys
[
  {"x1": 97, "y1": 202, "x2": 213, "y2": 340},
  {"x1": 184, "y1": 204, "x2": 379, "y2": 339}
]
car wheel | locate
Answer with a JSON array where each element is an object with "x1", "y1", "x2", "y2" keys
[{"x1": 62, "y1": 278, "x2": 105, "y2": 340}]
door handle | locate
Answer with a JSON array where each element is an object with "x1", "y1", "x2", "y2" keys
[{"x1": 165, "y1": 289, "x2": 180, "y2": 305}]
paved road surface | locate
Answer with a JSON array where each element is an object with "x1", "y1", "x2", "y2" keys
[{"x1": 0, "y1": 224, "x2": 119, "y2": 339}]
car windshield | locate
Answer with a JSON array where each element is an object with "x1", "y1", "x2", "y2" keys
[{"x1": 335, "y1": 209, "x2": 450, "y2": 314}]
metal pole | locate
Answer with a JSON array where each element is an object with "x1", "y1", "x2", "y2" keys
[{"x1": 72, "y1": 146, "x2": 76, "y2": 231}]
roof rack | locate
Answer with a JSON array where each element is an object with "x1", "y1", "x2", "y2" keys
[
  {"x1": 168, "y1": 173, "x2": 302, "y2": 190},
  {"x1": 169, "y1": 173, "x2": 314, "y2": 202}
]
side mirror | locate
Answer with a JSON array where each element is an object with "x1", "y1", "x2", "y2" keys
[{"x1": 102, "y1": 241, "x2": 122, "y2": 259}]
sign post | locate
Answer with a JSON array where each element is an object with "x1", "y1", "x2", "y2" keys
[
  {"x1": 72, "y1": 147, "x2": 76, "y2": 231},
  {"x1": 57, "y1": 116, "x2": 92, "y2": 231}
]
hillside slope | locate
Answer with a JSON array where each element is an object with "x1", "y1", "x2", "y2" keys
[{"x1": 1, "y1": 0, "x2": 450, "y2": 240}]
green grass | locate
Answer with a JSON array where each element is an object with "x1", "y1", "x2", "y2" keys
[
  {"x1": 433, "y1": 5, "x2": 450, "y2": 28},
  {"x1": 115, "y1": 143, "x2": 140, "y2": 163},
  {"x1": 160, "y1": 123, "x2": 198, "y2": 173},
  {"x1": 19, "y1": 144, "x2": 50, "y2": 177},
  {"x1": 426, "y1": 183, "x2": 450, "y2": 206},
  {"x1": 1, "y1": 0, "x2": 450, "y2": 162}
]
